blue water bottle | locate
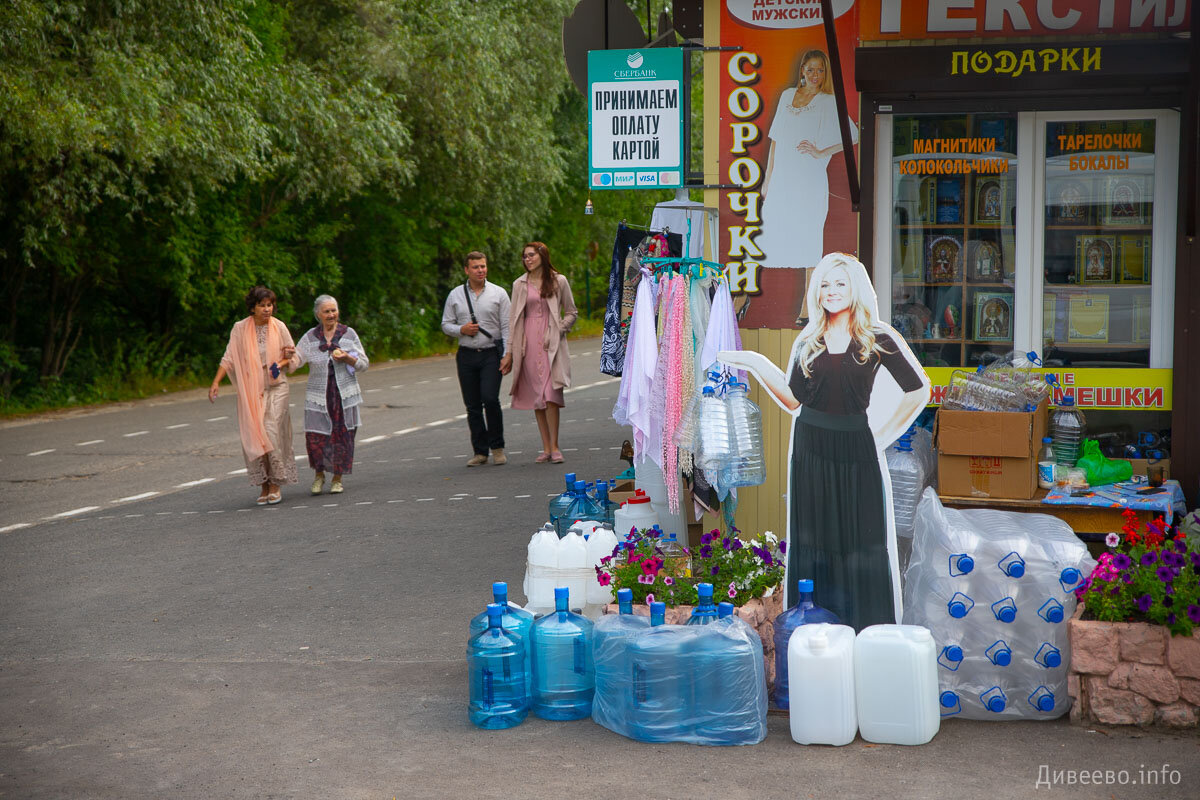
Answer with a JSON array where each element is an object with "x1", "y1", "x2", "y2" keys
[
  {"x1": 531, "y1": 587, "x2": 595, "y2": 720},
  {"x1": 548, "y1": 473, "x2": 578, "y2": 536},
  {"x1": 771, "y1": 579, "x2": 840, "y2": 709},
  {"x1": 467, "y1": 604, "x2": 528, "y2": 729},
  {"x1": 687, "y1": 582, "x2": 720, "y2": 625},
  {"x1": 468, "y1": 582, "x2": 534, "y2": 694},
  {"x1": 693, "y1": 601, "x2": 767, "y2": 744},
  {"x1": 591, "y1": 588, "x2": 650, "y2": 731},
  {"x1": 629, "y1": 601, "x2": 691, "y2": 742}
]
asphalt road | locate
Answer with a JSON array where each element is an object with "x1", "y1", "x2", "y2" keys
[{"x1": 1, "y1": 338, "x2": 1196, "y2": 799}]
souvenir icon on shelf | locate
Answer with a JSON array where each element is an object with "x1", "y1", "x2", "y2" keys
[
  {"x1": 968, "y1": 239, "x2": 1003, "y2": 281},
  {"x1": 1103, "y1": 175, "x2": 1148, "y2": 226},
  {"x1": 935, "y1": 178, "x2": 964, "y2": 223},
  {"x1": 973, "y1": 292, "x2": 1012, "y2": 342},
  {"x1": 1118, "y1": 234, "x2": 1151, "y2": 283},
  {"x1": 1048, "y1": 178, "x2": 1090, "y2": 225},
  {"x1": 1067, "y1": 294, "x2": 1110, "y2": 343},
  {"x1": 925, "y1": 234, "x2": 963, "y2": 283},
  {"x1": 972, "y1": 178, "x2": 1007, "y2": 225},
  {"x1": 1076, "y1": 235, "x2": 1116, "y2": 284}
]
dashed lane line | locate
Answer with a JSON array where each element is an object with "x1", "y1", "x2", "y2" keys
[
  {"x1": 175, "y1": 478, "x2": 214, "y2": 488},
  {"x1": 77, "y1": 439, "x2": 104, "y2": 446},
  {"x1": 206, "y1": 416, "x2": 229, "y2": 422},
  {"x1": 166, "y1": 423, "x2": 190, "y2": 430},
  {"x1": 115, "y1": 491, "x2": 159, "y2": 503},
  {"x1": 123, "y1": 431, "x2": 149, "y2": 438},
  {"x1": 27, "y1": 449, "x2": 55, "y2": 456},
  {"x1": 0, "y1": 523, "x2": 32, "y2": 533},
  {"x1": 360, "y1": 435, "x2": 387, "y2": 443},
  {"x1": 50, "y1": 506, "x2": 99, "y2": 519}
]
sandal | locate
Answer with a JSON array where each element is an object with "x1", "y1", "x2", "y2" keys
[
  {"x1": 534, "y1": 452, "x2": 551, "y2": 463},
  {"x1": 266, "y1": 492, "x2": 282, "y2": 505},
  {"x1": 550, "y1": 450, "x2": 565, "y2": 463},
  {"x1": 256, "y1": 494, "x2": 270, "y2": 506}
]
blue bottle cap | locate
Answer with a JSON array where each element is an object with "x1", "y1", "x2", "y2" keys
[
  {"x1": 1042, "y1": 436, "x2": 1052, "y2": 443},
  {"x1": 945, "y1": 645, "x2": 963, "y2": 662},
  {"x1": 554, "y1": 587, "x2": 569, "y2": 601},
  {"x1": 1059, "y1": 396, "x2": 1075, "y2": 407},
  {"x1": 492, "y1": 581, "x2": 507, "y2": 595},
  {"x1": 940, "y1": 691, "x2": 958, "y2": 709},
  {"x1": 718, "y1": 602, "x2": 734, "y2": 619},
  {"x1": 987, "y1": 696, "x2": 1006, "y2": 713},
  {"x1": 1043, "y1": 648, "x2": 1062, "y2": 668},
  {"x1": 956, "y1": 555, "x2": 975, "y2": 574},
  {"x1": 665, "y1": 532, "x2": 676, "y2": 541},
  {"x1": 1046, "y1": 606, "x2": 1064, "y2": 623},
  {"x1": 797, "y1": 579, "x2": 814, "y2": 593},
  {"x1": 948, "y1": 600, "x2": 968, "y2": 618},
  {"x1": 993, "y1": 649, "x2": 1011, "y2": 667},
  {"x1": 697, "y1": 582, "x2": 714, "y2": 598},
  {"x1": 564, "y1": 472, "x2": 576, "y2": 484},
  {"x1": 1036, "y1": 693, "x2": 1054, "y2": 711},
  {"x1": 573, "y1": 480, "x2": 588, "y2": 492},
  {"x1": 486, "y1": 603, "x2": 504, "y2": 624},
  {"x1": 1060, "y1": 567, "x2": 1081, "y2": 586},
  {"x1": 617, "y1": 587, "x2": 633, "y2": 602},
  {"x1": 998, "y1": 606, "x2": 1016, "y2": 624},
  {"x1": 1006, "y1": 561, "x2": 1026, "y2": 578},
  {"x1": 703, "y1": 386, "x2": 715, "y2": 396}
]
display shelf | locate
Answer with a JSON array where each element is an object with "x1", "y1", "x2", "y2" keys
[
  {"x1": 1044, "y1": 283, "x2": 1149, "y2": 290},
  {"x1": 1045, "y1": 343, "x2": 1149, "y2": 351}
]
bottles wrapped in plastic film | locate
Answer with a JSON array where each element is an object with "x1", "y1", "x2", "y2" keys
[
  {"x1": 902, "y1": 488, "x2": 1095, "y2": 720},
  {"x1": 592, "y1": 605, "x2": 767, "y2": 745},
  {"x1": 942, "y1": 351, "x2": 1051, "y2": 413}
]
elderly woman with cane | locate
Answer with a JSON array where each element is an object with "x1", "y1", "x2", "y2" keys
[{"x1": 294, "y1": 294, "x2": 369, "y2": 494}]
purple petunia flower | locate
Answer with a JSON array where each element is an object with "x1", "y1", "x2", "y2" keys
[
  {"x1": 1105, "y1": 532, "x2": 1120, "y2": 548},
  {"x1": 721, "y1": 537, "x2": 732, "y2": 550},
  {"x1": 700, "y1": 545, "x2": 713, "y2": 559},
  {"x1": 1157, "y1": 565, "x2": 1175, "y2": 583},
  {"x1": 1189, "y1": 553, "x2": 1200, "y2": 570},
  {"x1": 645, "y1": 593, "x2": 655, "y2": 605},
  {"x1": 1160, "y1": 551, "x2": 1181, "y2": 568},
  {"x1": 1112, "y1": 553, "x2": 1132, "y2": 570},
  {"x1": 1187, "y1": 605, "x2": 1200, "y2": 624},
  {"x1": 1163, "y1": 595, "x2": 1175, "y2": 608},
  {"x1": 710, "y1": 565, "x2": 720, "y2": 576},
  {"x1": 1174, "y1": 538, "x2": 1188, "y2": 554},
  {"x1": 731, "y1": 539, "x2": 743, "y2": 551},
  {"x1": 1121, "y1": 572, "x2": 1134, "y2": 584},
  {"x1": 1136, "y1": 594, "x2": 1153, "y2": 613},
  {"x1": 779, "y1": 541, "x2": 787, "y2": 555},
  {"x1": 1141, "y1": 551, "x2": 1158, "y2": 567},
  {"x1": 701, "y1": 533, "x2": 712, "y2": 545},
  {"x1": 1109, "y1": 586, "x2": 1121, "y2": 597},
  {"x1": 1168, "y1": 613, "x2": 1177, "y2": 625}
]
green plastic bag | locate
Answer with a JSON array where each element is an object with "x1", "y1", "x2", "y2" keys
[{"x1": 1076, "y1": 439, "x2": 1132, "y2": 487}]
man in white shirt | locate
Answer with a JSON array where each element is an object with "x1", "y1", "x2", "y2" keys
[{"x1": 441, "y1": 251, "x2": 511, "y2": 466}]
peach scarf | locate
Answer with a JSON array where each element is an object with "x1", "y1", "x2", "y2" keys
[{"x1": 224, "y1": 317, "x2": 284, "y2": 460}]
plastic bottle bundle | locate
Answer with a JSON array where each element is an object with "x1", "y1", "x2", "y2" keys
[
  {"x1": 584, "y1": 523, "x2": 620, "y2": 606},
  {"x1": 531, "y1": 587, "x2": 595, "y2": 720},
  {"x1": 591, "y1": 588, "x2": 650, "y2": 732},
  {"x1": 722, "y1": 380, "x2": 765, "y2": 488},
  {"x1": 467, "y1": 604, "x2": 529, "y2": 729},
  {"x1": 1050, "y1": 397, "x2": 1087, "y2": 468},
  {"x1": 886, "y1": 427, "x2": 928, "y2": 542},
  {"x1": 980, "y1": 351, "x2": 1051, "y2": 411},
  {"x1": 909, "y1": 424, "x2": 938, "y2": 488},
  {"x1": 942, "y1": 368, "x2": 1028, "y2": 412},
  {"x1": 674, "y1": 370, "x2": 723, "y2": 453},
  {"x1": 772, "y1": 579, "x2": 841, "y2": 709},
  {"x1": 902, "y1": 489, "x2": 1096, "y2": 720},
  {"x1": 523, "y1": 524, "x2": 616, "y2": 613},
  {"x1": 608, "y1": 601, "x2": 767, "y2": 745},
  {"x1": 468, "y1": 582, "x2": 534, "y2": 695}
]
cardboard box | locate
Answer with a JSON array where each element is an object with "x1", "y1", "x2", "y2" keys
[
  {"x1": 607, "y1": 479, "x2": 637, "y2": 506},
  {"x1": 935, "y1": 399, "x2": 1049, "y2": 500},
  {"x1": 1126, "y1": 458, "x2": 1171, "y2": 480}
]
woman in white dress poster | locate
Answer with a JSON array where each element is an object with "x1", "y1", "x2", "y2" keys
[{"x1": 759, "y1": 49, "x2": 859, "y2": 270}]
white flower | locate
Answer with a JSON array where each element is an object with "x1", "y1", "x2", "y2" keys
[{"x1": 1105, "y1": 532, "x2": 1120, "y2": 548}]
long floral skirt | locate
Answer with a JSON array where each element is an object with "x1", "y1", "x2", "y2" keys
[
  {"x1": 306, "y1": 365, "x2": 356, "y2": 474},
  {"x1": 243, "y1": 381, "x2": 298, "y2": 487}
]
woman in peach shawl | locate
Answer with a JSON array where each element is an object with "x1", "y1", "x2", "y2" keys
[{"x1": 208, "y1": 286, "x2": 300, "y2": 505}]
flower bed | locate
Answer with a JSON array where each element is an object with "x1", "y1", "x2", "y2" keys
[{"x1": 1068, "y1": 510, "x2": 1200, "y2": 727}]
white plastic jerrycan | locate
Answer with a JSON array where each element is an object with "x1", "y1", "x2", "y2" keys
[
  {"x1": 854, "y1": 624, "x2": 940, "y2": 746},
  {"x1": 585, "y1": 523, "x2": 620, "y2": 605},
  {"x1": 558, "y1": 526, "x2": 590, "y2": 607},
  {"x1": 788, "y1": 623, "x2": 857, "y2": 746},
  {"x1": 524, "y1": 524, "x2": 559, "y2": 610},
  {"x1": 612, "y1": 490, "x2": 657, "y2": 540}
]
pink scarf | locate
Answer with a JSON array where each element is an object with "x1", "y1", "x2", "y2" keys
[{"x1": 225, "y1": 317, "x2": 283, "y2": 460}]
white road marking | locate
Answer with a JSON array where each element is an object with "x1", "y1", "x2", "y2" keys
[
  {"x1": 175, "y1": 478, "x2": 214, "y2": 488},
  {"x1": 124, "y1": 514, "x2": 144, "y2": 518},
  {"x1": 51, "y1": 506, "x2": 100, "y2": 519},
  {"x1": 206, "y1": 510, "x2": 223, "y2": 514},
  {"x1": 563, "y1": 448, "x2": 578, "y2": 452},
  {"x1": 387, "y1": 499, "x2": 404, "y2": 504},
  {"x1": 417, "y1": 379, "x2": 430, "y2": 384},
  {"x1": 425, "y1": 418, "x2": 453, "y2": 427},
  {"x1": 77, "y1": 439, "x2": 104, "y2": 446},
  {"x1": 295, "y1": 454, "x2": 306, "y2": 460},
  {"x1": 0, "y1": 523, "x2": 32, "y2": 533},
  {"x1": 566, "y1": 419, "x2": 577, "y2": 423},
  {"x1": 390, "y1": 384, "x2": 404, "y2": 389},
  {"x1": 205, "y1": 416, "x2": 228, "y2": 422},
  {"x1": 589, "y1": 447, "x2": 601, "y2": 451},
  {"x1": 477, "y1": 496, "x2": 497, "y2": 500},
  {"x1": 115, "y1": 491, "x2": 159, "y2": 503},
  {"x1": 97, "y1": 515, "x2": 116, "y2": 520},
  {"x1": 416, "y1": 498, "x2": 434, "y2": 502},
  {"x1": 235, "y1": 509, "x2": 252, "y2": 513},
  {"x1": 509, "y1": 450, "x2": 523, "y2": 455},
  {"x1": 182, "y1": 511, "x2": 198, "y2": 515},
  {"x1": 586, "y1": 418, "x2": 596, "y2": 422},
  {"x1": 449, "y1": 496, "x2": 464, "y2": 501},
  {"x1": 292, "y1": 505, "x2": 308, "y2": 509},
  {"x1": 323, "y1": 503, "x2": 338, "y2": 507},
  {"x1": 515, "y1": 494, "x2": 531, "y2": 499},
  {"x1": 27, "y1": 449, "x2": 55, "y2": 456},
  {"x1": 124, "y1": 431, "x2": 149, "y2": 438},
  {"x1": 425, "y1": 456, "x2": 442, "y2": 460},
  {"x1": 365, "y1": 388, "x2": 381, "y2": 393},
  {"x1": 454, "y1": 413, "x2": 467, "y2": 420},
  {"x1": 360, "y1": 435, "x2": 387, "y2": 443},
  {"x1": 393, "y1": 427, "x2": 420, "y2": 435},
  {"x1": 609, "y1": 446, "x2": 621, "y2": 450},
  {"x1": 355, "y1": 501, "x2": 373, "y2": 506},
  {"x1": 400, "y1": 457, "x2": 415, "y2": 462},
  {"x1": 438, "y1": 376, "x2": 451, "y2": 381},
  {"x1": 166, "y1": 423, "x2": 190, "y2": 430},
  {"x1": 155, "y1": 512, "x2": 172, "y2": 516},
  {"x1": 228, "y1": 468, "x2": 248, "y2": 475}
]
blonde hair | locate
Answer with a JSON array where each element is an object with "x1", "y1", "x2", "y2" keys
[
  {"x1": 790, "y1": 253, "x2": 891, "y2": 379},
  {"x1": 798, "y1": 49, "x2": 834, "y2": 96}
]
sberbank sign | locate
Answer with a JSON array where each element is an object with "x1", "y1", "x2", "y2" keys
[{"x1": 588, "y1": 48, "x2": 684, "y2": 190}]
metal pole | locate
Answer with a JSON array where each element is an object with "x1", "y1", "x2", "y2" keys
[{"x1": 819, "y1": 0, "x2": 861, "y2": 211}]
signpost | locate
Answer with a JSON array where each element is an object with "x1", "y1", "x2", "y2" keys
[{"x1": 588, "y1": 48, "x2": 685, "y2": 190}]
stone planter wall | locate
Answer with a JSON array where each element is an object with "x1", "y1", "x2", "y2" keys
[
  {"x1": 603, "y1": 590, "x2": 785, "y2": 690},
  {"x1": 1067, "y1": 605, "x2": 1200, "y2": 728}
]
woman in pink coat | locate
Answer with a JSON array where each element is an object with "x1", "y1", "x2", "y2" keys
[{"x1": 500, "y1": 242, "x2": 578, "y2": 463}]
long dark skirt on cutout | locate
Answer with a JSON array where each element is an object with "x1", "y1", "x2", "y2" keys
[{"x1": 787, "y1": 406, "x2": 893, "y2": 631}]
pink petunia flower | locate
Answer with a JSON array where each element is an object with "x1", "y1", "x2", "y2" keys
[
  {"x1": 728, "y1": 588, "x2": 737, "y2": 598},
  {"x1": 597, "y1": 572, "x2": 611, "y2": 586},
  {"x1": 664, "y1": 576, "x2": 675, "y2": 586},
  {"x1": 1105, "y1": 532, "x2": 1120, "y2": 548},
  {"x1": 645, "y1": 593, "x2": 655, "y2": 604}
]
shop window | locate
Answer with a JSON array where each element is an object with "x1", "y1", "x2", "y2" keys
[
  {"x1": 890, "y1": 113, "x2": 1018, "y2": 369},
  {"x1": 1042, "y1": 119, "x2": 1155, "y2": 368}
]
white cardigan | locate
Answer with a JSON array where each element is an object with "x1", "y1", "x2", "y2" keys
[{"x1": 295, "y1": 325, "x2": 369, "y2": 434}]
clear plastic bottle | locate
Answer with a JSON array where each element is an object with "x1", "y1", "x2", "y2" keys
[
  {"x1": 548, "y1": 472, "x2": 578, "y2": 534},
  {"x1": 629, "y1": 601, "x2": 692, "y2": 742},
  {"x1": 468, "y1": 582, "x2": 534, "y2": 696},
  {"x1": 1037, "y1": 436, "x2": 1056, "y2": 490},
  {"x1": 467, "y1": 603, "x2": 529, "y2": 729},
  {"x1": 697, "y1": 386, "x2": 733, "y2": 472},
  {"x1": 531, "y1": 587, "x2": 595, "y2": 720},
  {"x1": 1050, "y1": 397, "x2": 1087, "y2": 468},
  {"x1": 593, "y1": 481, "x2": 620, "y2": 527},
  {"x1": 659, "y1": 532, "x2": 691, "y2": 579},
  {"x1": 887, "y1": 430, "x2": 927, "y2": 540},
  {"x1": 771, "y1": 579, "x2": 841, "y2": 709},
  {"x1": 686, "y1": 582, "x2": 719, "y2": 626},
  {"x1": 558, "y1": 480, "x2": 603, "y2": 537},
  {"x1": 724, "y1": 381, "x2": 765, "y2": 487}
]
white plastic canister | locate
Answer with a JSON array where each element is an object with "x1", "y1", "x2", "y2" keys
[
  {"x1": 585, "y1": 525, "x2": 620, "y2": 605},
  {"x1": 854, "y1": 624, "x2": 941, "y2": 745},
  {"x1": 523, "y1": 525, "x2": 559, "y2": 610},
  {"x1": 557, "y1": 527, "x2": 590, "y2": 605},
  {"x1": 612, "y1": 490, "x2": 658, "y2": 540},
  {"x1": 788, "y1": 623, "x2": 857, "y2": 746}
]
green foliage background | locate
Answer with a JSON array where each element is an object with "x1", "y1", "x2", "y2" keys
[{"x1": 0, "y1": 0, "x2": 686, "y2": 413}]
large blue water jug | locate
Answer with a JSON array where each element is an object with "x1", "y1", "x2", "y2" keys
[
  {"x1": 772, "y1": 579, "x2": 840, "y2": 709},
  {"x1": 629, "y1": 602, "x2": 692, "y2": 742},
  {"x1": 469, "y1": 582, "x2": 534, "y2": 694},
  {"x1": 467, "y1": 604, "x2": 528, "y2": 729},
  {"x1": 531, "y1": 587, "x2": 595, "y2": 720},
  {"x1": 548, "y1": 472, "x2": 578, "y2": 535},
  {"x1": 591, "y1": 588, "x2": 651, "y2": 731},
  {"x1": 593, "y1": 480, "x2": 620, "y2": 526},
  {"x1": 691, "y1": 608, "x2": 768, "y2": 744},
  {"x1": 687, "y1": 583, "x2": 719, "y2": 626},
  {"x1": 558, "y1": 480, "x2": 603, "y2": 537}
]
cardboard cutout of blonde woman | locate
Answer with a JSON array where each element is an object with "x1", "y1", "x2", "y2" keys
[{"x1": 719, "y1": 253, "x2": 930, "y2": 630}]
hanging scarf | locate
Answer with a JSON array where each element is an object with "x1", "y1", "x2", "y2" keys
[
  {"x1": 226, "y1": 316, "x2": 284, "y2": 460},
  {"x1": 661, "y1": 275, "x2": 689, "y2": 512},
  {"x1": 613, "y1": 266, "x2": 659, "y2": 463}
]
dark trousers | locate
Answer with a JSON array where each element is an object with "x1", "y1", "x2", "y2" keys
[{"x1": 456, "y1": 346, "x2": 504, "y2": 455}]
